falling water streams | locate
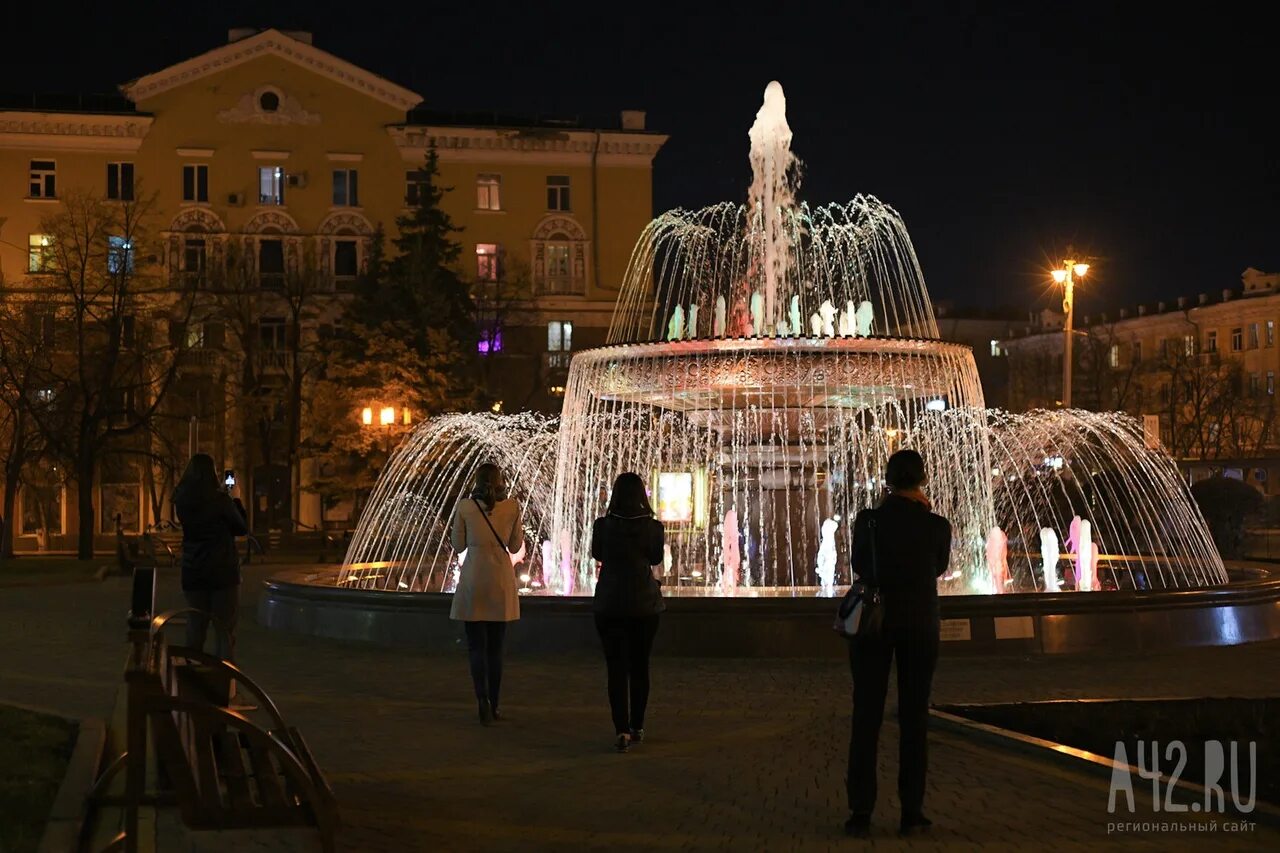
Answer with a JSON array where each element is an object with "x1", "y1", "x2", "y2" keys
[{"x1": 340, "y1": 82, "x2": 1227, "y2": 597}]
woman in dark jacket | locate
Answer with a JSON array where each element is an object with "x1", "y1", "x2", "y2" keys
[
  {"x1": 173, "y1": 454, "x2": 248, "y2": 660},
  {"x1": 590, "y1": 472, "x2": 665, "y2": 753},
  {"x1": 845, "y1": 449, "x2": 951, "y2": 838}
]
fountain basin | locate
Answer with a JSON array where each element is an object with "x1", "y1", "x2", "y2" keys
[{"x1": 260, "y1": 564, "x2": 1280, "y2": 657}]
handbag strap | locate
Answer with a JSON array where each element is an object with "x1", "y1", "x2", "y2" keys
[{"x1": 472, "y1": 499, "x2": 509, "y2": 550}]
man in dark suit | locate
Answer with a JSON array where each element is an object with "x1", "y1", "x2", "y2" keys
[{"x1": 845, "y1": 449, "x2": 952, "y2": 838}]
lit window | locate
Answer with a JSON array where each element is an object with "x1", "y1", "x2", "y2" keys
[
  {"x1": 258, "y1": 166, "x2": 285, "y2": 205},
  {"x1": 548, "y1": 385, "x2": 566, "y2": 397},
  {"x1": 186, "y1": 323, "x2": 205, "y2": 349},
  {"x1": 476, "y1": 243, "x2": 500, "y2": 282},
  {"x1": 106, "y1": 162, "x2": 134, "y2": 201},
  {"x1": 1206, "y1": 331, "x2": 1217, "y2": 353},
  {"x1": 332, "y1": 169, "x2": 359, "y2": 206},
  {"x1": 258, "y1": 239, "x2": 285, "y2": 289},
  {"x1": 107, "y1": 236, "x2": 134, "y2": 275},
  {"x1": 333, "y1": 240, "x2": 358, "y2": 280},
  {"x1": 477, "y1": 174, "x2": 501, "y2": 210},
  {"x1": 28, "y1": 234, "x2": 55, "y2": 273},
  {"x1": 1108, "y1": 344, "x2": 1120, "y2": 369},
  {"x1": 35, "y1": 388, "x2": 55, "y2": 403},
  {"x1": 1269, "y1": 371, "x2": 1275, "y2": 396},
  {"x1": 546, "y1": 175, "x2": 570, "y2": 211},
  {"x1": 405, "y1": 170, "x2": 429, "y2": 206},
  {"x1": 547, "y1": 320, "x2": 573, "y2": 352},
  {"x1": 478, "y1": 327, "x2": 503, "y2": 354},
  {"x1": 1268, "y1": 321, "x2": 1276, "y2": 347},
  {"x1": 1183, "y1": 334, "x2": 1197, "y2": 356},
  {"x1": 29, "y1": 160, "x2": 55, "y2": 198},
  {"x1": 1231, "y1": 327, "x2": 1243, "y2": 352},
  {"x1": 183, "y1": 164, "x2": 209, "y2": 203},
  {"x1": 989, "y1": 340, "x2": 1004, "y2": 358},
  {"x1": 1249, "y1": 323, "x2": 1260, "y2": 349}
]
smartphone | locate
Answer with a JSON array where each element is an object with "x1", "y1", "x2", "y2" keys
[{"x1": 223, "y1": 470, "x2": 236, "y2": 492}]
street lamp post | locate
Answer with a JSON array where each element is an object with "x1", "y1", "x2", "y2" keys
[
  {"x1": 360, "y1": 404, "x2": 412, "y2": 460},
  {"x1": 1051, "y1": 252, "x2": 1090, "y2": 408}
]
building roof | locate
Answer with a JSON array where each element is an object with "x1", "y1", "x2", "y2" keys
[
  {"x1": 405, "y1": 108, "x2": 658, "y2": 135},
  {"x1": 119, "y1": 28, "x2": 422, "y2": 111}
]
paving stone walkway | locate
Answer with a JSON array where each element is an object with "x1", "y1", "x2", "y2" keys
[{"x1": 0, "y1": 565, "x2": 1275, "y2": 851}]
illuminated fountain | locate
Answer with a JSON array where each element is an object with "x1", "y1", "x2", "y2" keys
[{"x1": 338, "y1": 82, "x2": 1227, "y2": 598}]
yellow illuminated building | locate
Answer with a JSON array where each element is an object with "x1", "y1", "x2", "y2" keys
[{"x1": 0, "y1": 28, "x2": 665, "y2": 548}]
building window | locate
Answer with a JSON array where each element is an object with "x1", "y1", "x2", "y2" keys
[
  {"x1": 1132, "y1": 341, "x2": 1142, "y2": 364},
  {"x1": 106, "y1": 162, "x2": 134, "y2": 201},
  {"x1": 1231, "y1": 327, "x2": 1243, "y2": 352},
  {"x1": 543, "y1": 242, "x2": 573, "y2": 293},
  {"x1": 121, "y1": 315, "x2": 136, "y2": 349},
  {"x1": 1250, "y1": 372, "x2": 1261, "y2": 396},
  {"x1": 20, "y1": 482, "x2": 63, "y2": 536},
  {"x1": 547, "y1": 320, "x2": 573, "y2": 352},
  {"x1": 1249, "y1": 323, "x2": 1260, "y2": 349},
  {"x1": 183, "y1": 164, "x2": 209, "y2": 203},
  {"x1": 1268, "y1": 321, "x2": 1276, "y2": 348},
  {"x1": 405, "y1": 170, "x2": 429, "y2": 206},
  {"x1": 107, "y1": 236, "x2": 134, "y2": 275},
  {"x1": 1269, "y1": 371, "x2": 1276, "y2": 396},
  {"x1": 477, "y1": 174, "x2": 501, "y2": 210},
  {"x1": 259, "y1": 317, "x2": 286, "y2": 350},
  {"x1": 548, "y1": 385, "x2": 566, "y2": 397},
  {"x1": 28, "y1": 234, "x2": 55, "y2": 273},
  {"x1": 478, "y1": 326, "x2": 503, "y2": 355},
  {"x1": 258, "y1": 166, "x2": 285, "y2": 205},
  {"x1": 1183, "y1": 334, "x2": 1197, "y2": 357},
  {"x1": 332, "y1": 169, "x2": 359, "y2": 207},
  {"x1": 333, "y1": 240, "x2": 358, "y2": 280},
  {"x1": 29, "y1": 160, "x2": 55, "y2": 198},
  {"x1": 1206, "y1": 331, "x2": 1217, "y2": 353},
  {"x1": 476, "y1": 243, "x2": 500, "y2": 282},
  {"x1": 1108, "y1": 343, "x2": 1120, "y2": 369},
  {"x1": 258, "y1": 239, "x2": 285, "y2": 289},
  {"x1": 182, "y1": 238, "x2": 207, "y2": 288},
  {"x1": 259, "y1": 91, "x2": 280, "y2": 112},
  {"x1": 989, "y1": 340, "x2": 1005, "y2": 358},
  {"x1": 546, "y1": 175, "x2": 571, "y2": 211},
  {"x1": 186, "y1": 322, "x2": 205, "y2": 349}
]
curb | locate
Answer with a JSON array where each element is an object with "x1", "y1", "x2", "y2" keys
[
  {"x1": 38, "y1": 716, "x2": 106, "y2": 853},
  {"x1": 930, "y1": 707, "x2": 1280, "y2": 828}
]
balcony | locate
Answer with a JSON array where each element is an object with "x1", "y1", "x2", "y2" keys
[
  {"x1": 535, "y1": 276, "x2": 585, "y2": 297},
  {"x1": 178, "y1": 348, "x2": 220, "y2": 369},
  {"x1": 256, "y1": 350, "x2": 292, "y2": 373}
]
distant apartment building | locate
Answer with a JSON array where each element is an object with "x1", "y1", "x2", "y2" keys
[
  {"x1": 1002, "y1": 268, "x2": 1280, "y2": 492},
  {"x1": 0, "y1": 28, "x2": 665, "y2": 550}
]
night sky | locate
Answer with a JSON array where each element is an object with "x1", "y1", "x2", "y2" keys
[{"x1": 4, "y1": 2, "x2": 1277, "y2": 318}]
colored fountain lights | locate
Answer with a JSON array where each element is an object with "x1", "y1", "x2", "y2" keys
[{"x1": 339, "y1": 83, "x2": 1226, "y2": 598}]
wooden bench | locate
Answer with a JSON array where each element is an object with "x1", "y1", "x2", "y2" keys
[{"x1": 92, "y1": 568, "x2": 338, "y2": 852}]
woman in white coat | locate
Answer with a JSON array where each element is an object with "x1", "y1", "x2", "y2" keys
[{"x1": 450, "y1": 463, "x2": 524, "y2": 725}]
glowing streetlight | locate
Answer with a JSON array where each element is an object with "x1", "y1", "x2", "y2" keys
[{"x1": 1052, "y1": 250, "x2": 1088, "y2": 408}]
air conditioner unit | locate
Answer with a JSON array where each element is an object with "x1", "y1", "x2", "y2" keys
[
  {"x1": 286, "y1": 172, "x2": 308, "y2": 189},
  {"x1": 226, "y1": 192, "x2": 243, "y2": 206}
]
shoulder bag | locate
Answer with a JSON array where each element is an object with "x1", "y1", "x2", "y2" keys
[
  {"x1": 473, "y1": 499, "x2": 511, "y2": 550},
  {"x1": 833, "y1": 512, "x2": 884, "y2": 639}
]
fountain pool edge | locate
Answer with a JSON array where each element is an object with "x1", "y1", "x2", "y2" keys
[{"x1": 258, "y1": 564, "x2": 1280, "y2": 657}]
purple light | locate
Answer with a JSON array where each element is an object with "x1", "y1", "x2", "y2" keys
[{"x1": 478, "y1": 329, "x2": 503, "y2": 354}]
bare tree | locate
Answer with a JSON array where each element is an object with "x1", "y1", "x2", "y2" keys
[{"x1": 19, "y1": 190, "x2": 194, "y2": 558}]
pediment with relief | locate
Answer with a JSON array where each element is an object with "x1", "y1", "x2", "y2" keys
[{"x1": 217, "y1": 86, "x2": 319, "y2": 126}]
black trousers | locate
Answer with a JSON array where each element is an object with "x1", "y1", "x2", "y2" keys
[
  {"x1": 463, "y1": 621, "x2": 507, "y2": 709},
  {"x1": 183, "y1": 586, "x2": 239, "y2": 661},
  {"x1": 594, "y1": 614, "x2": 660, "y2": 735},
  {"x1": 846, "y1": 626, "x2": 939, "y2": 818}
]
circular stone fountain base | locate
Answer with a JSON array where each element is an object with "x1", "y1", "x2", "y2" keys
[{"x1": 259, "y1": 565, "x2": 1280, "y2": 657}]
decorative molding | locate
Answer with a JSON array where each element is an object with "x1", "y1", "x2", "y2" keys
[
  {"x1": 317, "y1": 210, "x2": 374, "y2": 235},
  {"x1": 388, "y1": 126, "x2": 667, "y2": 167},
  {"x1": 532, "y1": 214, "x2": 587, "y2": 242},
  {"x1": 167, "y1": 207, "x2": 227, "y2": 233},
  {"x1": 326, "y1": 151, "x2": 363, "y2": 162},
  {"x1": 0, "y1": 111, "x2": 153, "y2": 152},
  {"x1": 176, "y1": 147, "x2": 215, "y2": 157},
  {"x1": 243, "y1": 209, "x2": 301, "y2": 234},
  {"x1": 120, "y1": 28, "x2": 422, "y2": 111},
  {"x1": 251, "y1": 149, "x2": 291, "y2": 160},
  {"x1": 218, "y1": 87, "x2": 320, "y2": 126}
]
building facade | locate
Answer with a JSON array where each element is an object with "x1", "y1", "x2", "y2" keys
[
  {"x1": 1003, "y1": 268, "x2": 1280, "y2": 492},
  {"x1": 0, "y1": 28, "x2": 665, "y2": 551}
]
